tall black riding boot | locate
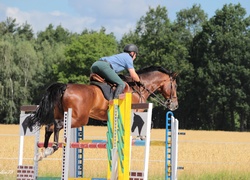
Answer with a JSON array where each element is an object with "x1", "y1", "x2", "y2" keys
[{"x1": 113, "y1": 85, "x2": 124, "y2": 99}]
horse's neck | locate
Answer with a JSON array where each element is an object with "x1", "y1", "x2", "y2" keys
[
  {"x1": 142, "y1": 73, "x2": 162, "y2": 93},
  {"x1": 131, "y1": 76, "x2": 159, "y2": 103}
]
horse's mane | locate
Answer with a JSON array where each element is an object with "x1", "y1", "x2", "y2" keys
[{"x1": 136, "y1": 66, "x2": 172, "y2": 75}]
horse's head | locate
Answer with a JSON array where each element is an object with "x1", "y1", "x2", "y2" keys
[
  {"x1": 158, "y1": 72, "x2": 178, "y2": 111},
  {"x1": 136, "y1": 66, "x2": 179, "y2": 111}
]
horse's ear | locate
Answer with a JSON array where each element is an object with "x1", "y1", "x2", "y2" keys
[{"x1": 172, "y1": 72, "x2": 179, "y2": 80}]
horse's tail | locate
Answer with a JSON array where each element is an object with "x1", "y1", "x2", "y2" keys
[{"x1": 28, "y1": 83, "x2": 67, "y2": 128}]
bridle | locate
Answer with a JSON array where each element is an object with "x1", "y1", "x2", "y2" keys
[{"x1": 133, "y1": 76, "x2": 175, "y2": 108}]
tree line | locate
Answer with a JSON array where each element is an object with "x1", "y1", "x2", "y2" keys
[{"x1": 0, "y1": 3, "x2": 249, "y2": 131}]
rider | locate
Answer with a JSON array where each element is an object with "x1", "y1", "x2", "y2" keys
[{"x1": 90, "y1": 44, "x2": 141, "y2": 99}]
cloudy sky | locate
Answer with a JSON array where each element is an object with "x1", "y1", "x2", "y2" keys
[{"x1": 0, "y1": 0, "x2": 249, "y2": 39}]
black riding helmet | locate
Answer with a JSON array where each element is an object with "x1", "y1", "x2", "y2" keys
[{"x1": 123, "y1": 44, "x2": 138, "y2": 54}]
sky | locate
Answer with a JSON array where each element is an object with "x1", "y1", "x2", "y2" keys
[{"x1": 0, "y1": 0, "x2": 249, "y2": 40}]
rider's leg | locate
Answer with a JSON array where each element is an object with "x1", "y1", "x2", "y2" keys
[
  {"x1": 113, "y1": 84, "x2": 125, "y2": 99},
  {"x1": 91, "y1": 61, "x2": 125, "y2": 98}
]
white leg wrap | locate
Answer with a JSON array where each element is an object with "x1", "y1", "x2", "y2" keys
[
  {"x1": 34, "y1": 151, "x2": 44, "y2": 162},
  {"x1": 44, "y1": 147, "x2": 54, "y2": 157}
]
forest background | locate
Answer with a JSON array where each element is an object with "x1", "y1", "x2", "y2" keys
[{"x1": 0, "y1": 3, "x2": 249, "y2": 131}]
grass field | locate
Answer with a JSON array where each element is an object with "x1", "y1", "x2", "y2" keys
[{"x1": 0, "y1": 125, "x2": 250, "y2": 180}]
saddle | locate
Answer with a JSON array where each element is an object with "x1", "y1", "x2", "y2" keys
[{"x1": 90, "y1": 73, "x2": 131, "y2": 100}]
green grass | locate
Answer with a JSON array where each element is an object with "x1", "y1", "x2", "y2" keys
[
  {"x1": 37, "y1": 178, "x2": 61, "y2": 180},
  {"x1": 178, "y1": 171, "x2": 250, "y2": 180},
  {"x1": 2, "y1": 171, "x2": 250, "y2": 180}
]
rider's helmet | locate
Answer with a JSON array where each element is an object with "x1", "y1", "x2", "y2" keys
[{"x1": 123, "y1": 44, "x2": 138, "y2": 54}]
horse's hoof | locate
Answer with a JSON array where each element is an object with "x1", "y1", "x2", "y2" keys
[
  {"x1": 44, "y1": 147, "x2": 54, "y2": 157},
  {"x1": 34, "y1": 153, "x2": 43, "y2": 161},
  {"x1": 138, "y1": 136, "x2": 146, "y2": 140}
]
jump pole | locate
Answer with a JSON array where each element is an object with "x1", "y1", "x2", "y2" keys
[
  {"x1": 107, "y1": 93, "x2": 153, "y2": 180},
  {"x1": 61, "y1": 108, "x2": 73, "y2": 180},
  {"x1": 166, "y1": 111, "x2": 183, "y2": 180},
  {"x1": 107, "y1": 93, "x2": 132, "y2": 180}
]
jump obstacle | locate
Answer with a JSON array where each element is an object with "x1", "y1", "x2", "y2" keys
[
  {"x1": 61, "y1": 93, "x2": 153, "y2": 180},
  {"x1": 17, "y1": 93, "x2": 182, "y2": 180}
]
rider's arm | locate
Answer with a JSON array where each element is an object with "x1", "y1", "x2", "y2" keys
[{"x1": 128, "y1": 68, "x2": 140, "y2": 82}]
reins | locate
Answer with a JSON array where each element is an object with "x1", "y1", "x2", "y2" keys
[
  {"x1": 132, "y1": 77, "x2": 174, "y2": 108},
  {"x1": 144, "y1": 88, "x2": 169, "y2": 108}
]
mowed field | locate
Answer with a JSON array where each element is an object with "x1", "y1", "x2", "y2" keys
[{"x1": 0, "y1": 125, "x2": 250, "y2": 180}]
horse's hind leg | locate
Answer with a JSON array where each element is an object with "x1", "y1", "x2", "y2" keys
[
  {"x1": 43, "y1": 120, "x2": 63, "y2": 157},
  {"x1": 52, "y1": 119, "x2": 64, "y2": 151},
  {"x1": 34, "y1": 124, "x2": 54, "y2": 161},
  {"x1": 44, "y1": 124, "x2": 54, "y2": 148}
]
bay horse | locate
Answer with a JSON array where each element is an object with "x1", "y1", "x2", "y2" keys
[{"x1": 24, "y1": 66, "x2": 178, "y2": 160}]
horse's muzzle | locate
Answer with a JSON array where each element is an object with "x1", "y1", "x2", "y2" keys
[{"x1": 165, "y1": 99, "x2": 178, "y2": 111}]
